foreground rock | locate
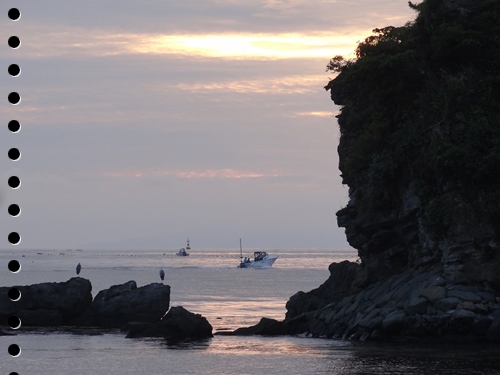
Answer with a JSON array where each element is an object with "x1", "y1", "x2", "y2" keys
[
  {"x1": 0, "y1": 278, "x2": 92, "y2": 326},
  {"x1": 124, "y1": 306, "x2": 213, "y2": 341},
  {"x1": 1, "y1": 279, "x2": 170, "y2": 331},
  {"x1": 71, "y1": 281, "x2": 170, "y2": 328},
  {"x1": 0, "y1": 278, "x2": 212, "y2": 341}
]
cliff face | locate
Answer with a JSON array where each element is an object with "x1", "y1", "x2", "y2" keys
[
  {"x1": 275, "y1": 0, "x2": 500, "y2": 341},
  {"x1": 327, "y1": 0, "x2": 500, "y2": 289},
  {"x1": 336, "y1": 173, "x2": 500, "y2": 289}
]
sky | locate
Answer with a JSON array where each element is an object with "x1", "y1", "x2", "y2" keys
[{"x1": 1, "y1": 1, "x2": 416, "y2": 250}]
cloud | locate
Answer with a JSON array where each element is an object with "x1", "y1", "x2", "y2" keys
[
  {"x1": 19, "y1": 27, "x2": 361, "y2": 61},
  {"x1": 102, "y1": 168, "x2": 282, "y2": 180},
  {"x1": 295, "y1": 111, "x2": 337, "y2": 117},
  {"x1": 21, "y1": 1, "x2": 416, "y2": 35},
  {"x1": 139, "y1": 32, "x2": 360, "y2": 60},
  {"x1": 174, "y1": 74, "x2": 326, "y2": 94}
]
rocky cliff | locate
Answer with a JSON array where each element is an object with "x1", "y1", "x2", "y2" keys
[
  {"x1": 327, "y1": 0, "x2": 500, "y2": 288},
  {"x1": 305, "y1": 0, "x2": 500, "y2": 341},
  {"x1": 228, "y1": 0, "x2": 500, "y2": 341}
]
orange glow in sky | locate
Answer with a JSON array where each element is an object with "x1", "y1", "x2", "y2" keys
[
  {"x1": 135, "y1": 32, "x2": 362, "y2": 59},
  {"x1": 22, "y1": 28, "x2": 362, "y2": 60}
]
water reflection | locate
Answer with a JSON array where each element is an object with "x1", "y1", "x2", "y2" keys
[
  {"x1": 158, "y1": 338, "x2": 212, "y2": 351},
  {"x1": 208, "y1": 335, "x2": 351, "y2": 356},
  {"x1": 324, "y1": 341, "x2": 500, "y2": 375}
]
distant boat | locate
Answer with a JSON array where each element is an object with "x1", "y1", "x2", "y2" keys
[
  {"x1": 238, "y1": 239, "x2": 278, "y2": 268},
  {"x1": 176, "y1": 238, "x2": 190, "y2": 256}
]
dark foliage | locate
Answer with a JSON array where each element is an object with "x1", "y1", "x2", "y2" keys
[{"x1": 325, "y1": 0, "x2": 500, "y2": 232}]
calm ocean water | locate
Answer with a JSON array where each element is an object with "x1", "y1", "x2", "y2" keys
[{"x1": 2, "y1": 248, "x2": 500, "y2": 374}]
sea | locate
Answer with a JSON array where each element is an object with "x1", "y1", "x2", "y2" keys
[{"x1": 2, "y1": 247, "x2": 500, "y2": 375}]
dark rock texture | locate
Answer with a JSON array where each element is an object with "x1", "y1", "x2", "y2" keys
[
  {"x1": 285, "y1": 261, "x2": 360, "y2": 320},
  {"x1": 231, "y1": 265, "x2": 500, "y2": 342},
  {"x1": 280, "y1": 267, "x2": 500, "y2": 341},
  {"x1": 0, "y1": 278, "x2": 92, "y2": 326},
  {"x1": 124, "y1": 306, "x2": 213, "y2": 341},
  {"x1": 71, "y1": 281, "x2": 170, "y2": 328}
]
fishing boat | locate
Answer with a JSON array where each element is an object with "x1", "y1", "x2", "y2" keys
[
  {"x1": 176, "y1": 238, "x2": 190, "y2": 256},
  {"x1": 238, "y1": 239, "x2": 278, "y2": 268}
]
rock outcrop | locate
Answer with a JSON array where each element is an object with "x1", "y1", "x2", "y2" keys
[
  {"x1": 71, "y1": 281, "x2": 170, "y2": 328},
  {"x1": 0, "y1": 278, "x2": 212, "y2": 342},
  {"x1": 285, "y1": 261, "x2": 360, "y2": 320},
  {"x1": 0, "y1": 277, "x2": 92, "y2": 326},
  {"x1": 124, "y1": 306, "x2": 213, "y2": 341},
  {"x1": 230, "y1": 263, "x2": 500, "y2": 342},
  {"x1": 281, "y1": 266, "x2": 500, "y2": 342}
]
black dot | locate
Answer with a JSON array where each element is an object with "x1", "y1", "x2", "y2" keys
[
  {"x1": 8, "y1": 8, "x2": 21, "y2": 21},
  {"x1": 8, "y1": 260, "x2": 21, "y2": 272},
  {"x1": 8, "y1": 232, "x2": 21, "y2": 245},
  {"x1": 8, "y1": 36, "x2": 20, "y2": 48},
  {"x1": 8, "y1": 176, "x2": 21, "y2": 188},
  {"x1": 8, "y1": 148, "x2": 21, "y2": 161},
  {"x1": 8, "y1": 120, "x2": 21, "y2": 132},
  {"x1": 8, "y1": 204, "x2": 21, "y2": 217},
  {"x1": 8, "y1": 287, "x2": 21, "y2": 301},
  {"x1": 10, "y1": 372, "x2": 20, "y2": 375},
  {"x1": 8, "y1": 92, "x2": 21, "y2": 105},
  {"x1": 8, "y1": 344, "x2": 21, "y2": 357},
  {"x1": 8, "y1": 64, "x2": 20, "y2": 77},
  {"x1": 8, "y1": 316, "x2": 21, "y2": 329}
]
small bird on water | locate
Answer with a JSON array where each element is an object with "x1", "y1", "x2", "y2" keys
[
  {"x1": 159, "y1": 268, "x2": 165, "y2": 282},
  {"x1": 76, "y1": 263, "x2": 81, "y2": 275}
]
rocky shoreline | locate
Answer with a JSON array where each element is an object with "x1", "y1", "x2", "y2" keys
[
  {"x1": 3, "y1": 269, "x2": 500, "y2": 343},
  {"x1": 222, "y1": 261, "x2": 500, "y2": 343},
  {"x1": 0, "y1": 278, "x2": 212, "y2": 342}
]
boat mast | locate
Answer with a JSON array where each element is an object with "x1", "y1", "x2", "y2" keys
[{"x1": 240, "y1": 238, "x2": 243, "y2": 263}]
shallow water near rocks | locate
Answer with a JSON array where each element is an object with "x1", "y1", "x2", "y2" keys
[{"x1": 2, "y1": 248, "x2": 500, "y2": 374}]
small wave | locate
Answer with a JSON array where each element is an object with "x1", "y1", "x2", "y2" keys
[{"x1": 176, "y1": 265, "x2": 235, "y2": 270}]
